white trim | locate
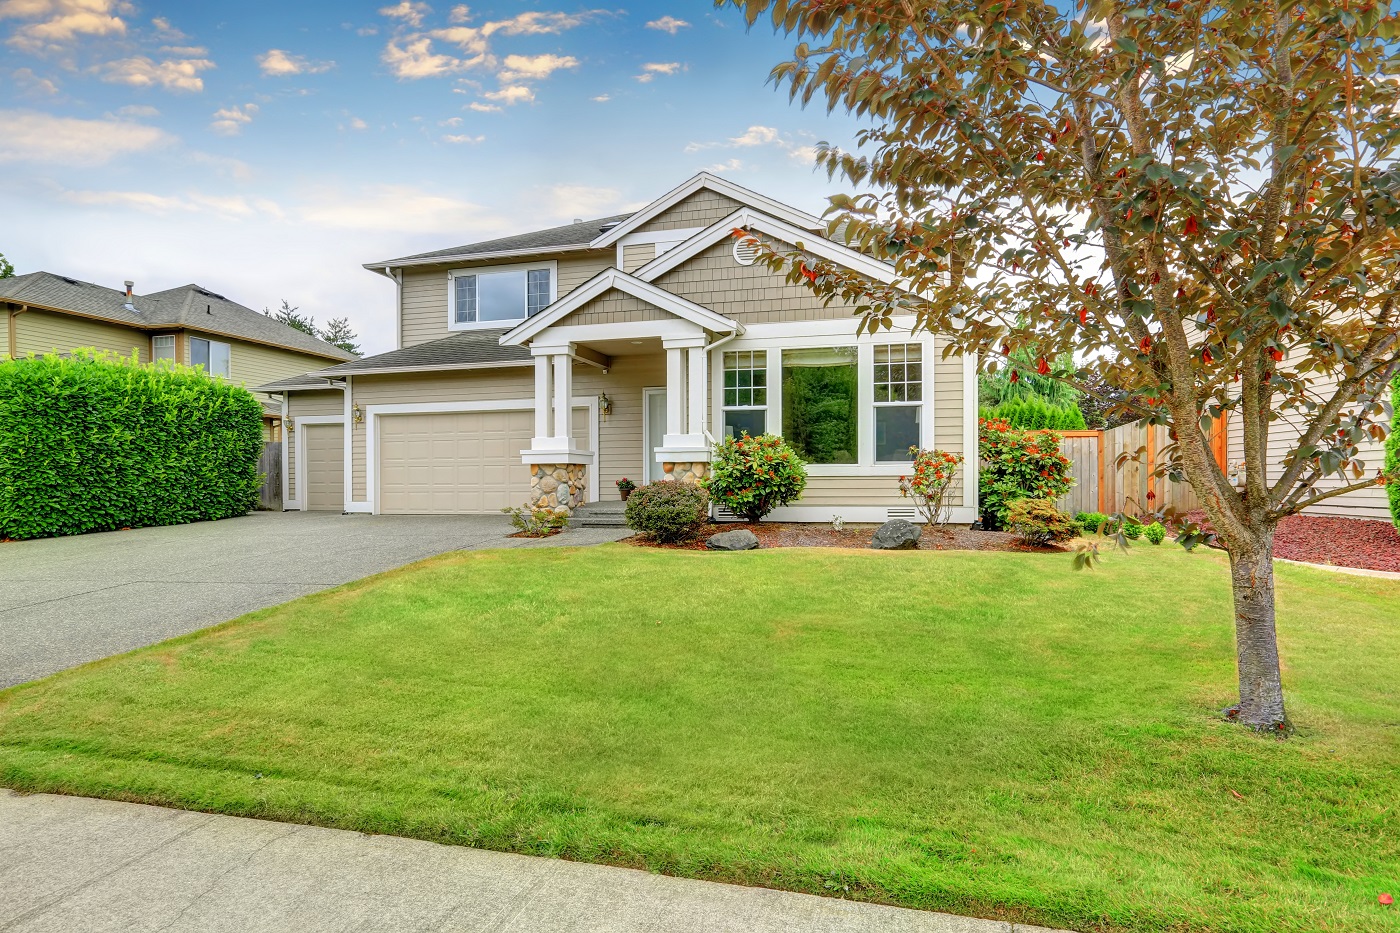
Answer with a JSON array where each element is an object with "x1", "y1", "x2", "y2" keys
[
  {"x1": 642, "y1": 386, "x2": 665, "y2": 484},
  {"x1": 523, "y1": 320, "x2": 705, "y2": 346},
  {"x1": 591, "y1": 173, "x2": 823, "y2": 249},
  {"x1": 313, "y1": 361, "x2": 531, "y2": 380},
  {"x1": 343, "y1": 376, "x2": 354, "y2": 512},
  {"x1": 365, "y1": 243, "x2": 595, "y2": 273},
  {"x1": 391, "y1": 267, "x2": 403, "y2": 350},
  {"x1": 363, "y1": 396, "x2": 599, "y2": 514},
  {"x1": 635, "y1": 207, "x2": 905, "y2": 290},
  {"x1": 498, "y1": 267, "x2": 741, "y2": 346},
  {"x1": 615, "y1": 226, "x2": 707, "y2": 246},
  {"x1": 446, "y1": 259, "x2": 558, "y2": 332},
  {"x1": 279, "y1": 393, "x2": 290, "y2": 510},
  {"x1": 292, "y1": 415, "x2": 347, "y2": 512},
  {"x1": 962, "y1": 350, "x2": 980, "y2": 520}
]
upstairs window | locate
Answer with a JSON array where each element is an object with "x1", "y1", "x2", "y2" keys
[
  {"x1": 152, "y1": 335, "x2": 176, "y2": 364},
  {"x1": 190, "y1": 337, "x2": 230, "y2": 378},
  {"x1": 722, "y1": 350, "x2": 767, "y2": 439},
  {"x1": 451, "y1": 263, "x2": 555, "y2": 327}
]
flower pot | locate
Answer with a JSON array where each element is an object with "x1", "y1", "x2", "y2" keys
[{"x1": 620, "y1": 489, "x2": 632, "y2": 501}]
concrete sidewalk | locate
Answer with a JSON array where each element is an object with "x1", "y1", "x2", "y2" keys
[{"x1": 0, "y1": 791, "x2": 1066, "y2": 933}]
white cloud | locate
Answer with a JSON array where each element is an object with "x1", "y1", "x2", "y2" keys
[
  {"x1": 12, "y1": 66, "x2": 58, "y2": 94},
  {"x1": 590, "y1": 93, "x2": 609, "y2": 102},
  {"x1": 441, "y1": 133, "x2": 484, "y2": 144},
  {"x1": 54, "y1": 186, "x2": 284, "y2": 220},
  {"x1": 448, "y1": 4, "x2": 470, "y2": 23},
  {"x1": 150, "y1": 15, "x2": 184, "y2": 40},
  {"x1": 482, "y1": 84, "x2": 533, "y2": 105},
  {"x1": 645, "y1": 16, "x2": 689, "y2": 35},
  {"x1": 467, "y1": 101, "x2": 500, "y2": 112},
  {"x1": 634, "y1": 61, "x2": 682, "y2": 83},
  {"x1": 534, "y1": 184, "x2": 627, "y2": 221},
  {"x1": 298, "y1": 184, "x2": 503, "y2": 234},
  {"x1": 378, "y1": 1, "x2": 430, "y2": 27},
  {"x1": 703, "y1": 159, "x2": 743, "y2": 173},
  {"x1": 349, "y1": 116, "x2": 368, "y2": 130},
  {"x1": 426, "y1": 25, "x2": 492, "y2": 65},
  {"x1": 496, "y1": 52, "x2": 576, "y2": 82},
  {"x1": 685, "y1": 125, "x2": 820, "y2": 164},
  {"x1": 1, "y1": 0, "x2": 127, "y2": 51},
  {"x1": 102, "y1": 55, "x2": 214, "y2": 92},
  {"x1": 382, "y1": 35, "x2": 472, "y2": 79},
  {"x1": 356, "y1": 24, "x2": 378, "y2": 36},
  {"x1": 439, "y1": 116, "x2": 462, "y2": 126},
  {"x1": 481, "y1": 10, "x2": 599, "y2": 36},
  {"x1": 258, "y1": 48, "x2": 334, "y2": 76},
  {"x1": 209, "y1": 102, "x2": 257, "y2": 136},
  {"x1": 0, "y1": 109, "x2": 172, "y2": 166}
]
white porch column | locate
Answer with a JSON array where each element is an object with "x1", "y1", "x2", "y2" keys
[
  {"x1": 665, "y1": 346, "x2": 686, "y2": 442},
  {"x1": 687, "y1": 345, "x2": 706, "y2": 439},
  {"x1": 552, "y1": 351, "x2": 574, "y2": 448},
  {"x1": 532, "y1": 354, "x2": 552, "y2": 445}
]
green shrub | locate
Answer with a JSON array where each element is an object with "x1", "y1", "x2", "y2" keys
[
  {"x1": 0, "y1": 351, "x2": 263, "y2": 540},
  {"x1": 1121, "y1": 518, "x2": 1145, "y2": 540},
  {"x1": 1005, "y1": 497, "x2": 1079, "y2": 546},
  {"x1": 978, "y1": 418, "x2": 1075, "y2": 529},
  {"x1": 979, "y1": 398, "x2": 1087, "y2": 431},
  {"x1": 1075, "y1": 511, "x2": 1109, "y2": 534},
  {"x1": 703, "y1": 433, "x2": 807, "y2": 522},
  {"x1": 502, "y1": 504, "x2": 569, "y2": 537},
  {"x1": 624, "y1": 481, "x2": 710, "y2": 543},
  {"x1": 1143, "y1": 521, "x2": 1167, "y2": 545},
  {"x1": 1388, "y1": 372, "x2": 1399, "y2": 530}
]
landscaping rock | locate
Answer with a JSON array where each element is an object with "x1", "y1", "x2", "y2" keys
[
  {"x1": 706, "y1": 529, "x2": 760, "y2": 551},
  {"x1": 871, "y1": 519, "x2": 921, "y2": 550}
]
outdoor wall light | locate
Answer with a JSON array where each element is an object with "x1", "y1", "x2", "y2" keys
[
  {"x1": 352, "y1": 403, "x2": 364, "y2": 425},
  {"x1": 598, "y1": 392, "x2": 613, "y2": 418}
]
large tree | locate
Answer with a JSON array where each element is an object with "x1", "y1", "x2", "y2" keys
[{"x1": 725, "y1": 0, "x2": 1400, "y2": 732}]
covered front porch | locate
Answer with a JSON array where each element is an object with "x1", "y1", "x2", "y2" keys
[{"x1": 500, "y1": 269, "x2": 743, "y2": 514}]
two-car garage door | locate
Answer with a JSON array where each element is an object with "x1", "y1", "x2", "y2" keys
[{"x1": 377, "y1": 407, "x2": 589, "y2": 514}]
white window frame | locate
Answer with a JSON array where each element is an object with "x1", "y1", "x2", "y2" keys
[
  {"x1": 720, "y1": 349, "x2": 768, "y2": 440},
  {"x1": 151, "y1": 334, "x2": 176, "y2": 364},
  {"x1": 872, "y1": 343, "x2": 925, "y2": 464},
  {"x1": 709, "y1": 320, "x2": 935, "y2": 476},
  {"x1": 189, "y1": 336, "x2": 231, "y2": 378},
  {"x1": 446, "y1": 260, "x2": 558, "y2": 332}
]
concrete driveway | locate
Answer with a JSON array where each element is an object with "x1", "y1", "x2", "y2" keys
[{"x1": 0, "y1": 512, "x2": 628, "y2": 689}]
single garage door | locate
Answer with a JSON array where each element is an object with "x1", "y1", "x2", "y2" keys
[
  {"x1": 303, "y1": 423, "x2": 345, "y2": 511},
  {"x1": 377, "y1": 407, "x2": 588, "y2": 514}
]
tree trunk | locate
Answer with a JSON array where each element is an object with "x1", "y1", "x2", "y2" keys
[{"x1": 1226, "y1": 532, "x2": 1290, "y2": 734}]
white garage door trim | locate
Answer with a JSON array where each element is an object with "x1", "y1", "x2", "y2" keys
[
  {"x1": 365, "y1": 397, "x2": 600, "y2": 515},
  {"x1": 290, "y1": 415, "x2": 347, "y2": 511}
]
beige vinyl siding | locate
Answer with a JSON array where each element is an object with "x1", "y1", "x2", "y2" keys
[
  {"x1": 398, "y1": 252, "x2": 615, "y2": 349},
  {"x1": 637, "y1": 190, "x2": 743, "y2": 233},
  {"x1": 795, "y1": 476, "x2": 909, "y2": 510},
  {"x1": 932, "y1": 337, "x2": 968, "y2": 507},
  {"x1": 655, "y1": 236, "x2": 867, "y2": 325},
  {"x1": 12, "y1": 309, "x2": 148, "y2": 362},
  {"x1": 347, "y1": 354, "x2": 665, "y2": 504},
  {"x1": 287, "y1": 390, "x2": 344, "y2": 496},
  {"x1": 621, "y1": 243, "x2": 655, "y2": 273},
  {"x1": 183, "y1": 329, "x2": 338, "y2": 404},
  {"x1": 556, "y1": 290, "x2": 670, "y2": 327},
  {"x1": 1224, "y1": 364, "x2": 1391, "y2": 521}
]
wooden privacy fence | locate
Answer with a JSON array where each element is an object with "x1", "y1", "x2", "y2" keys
[
  {"x1": 1051, "y1": 420, "x2": 1226, "y2": 518},
  {"x1": 258, "y1": 442, "x2": 282, "y2": 511}
]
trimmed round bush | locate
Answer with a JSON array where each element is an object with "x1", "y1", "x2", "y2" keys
[
  {"x1": 0, "y1": 350, "x2": 263, "y2": 540},
  {"x1": 1005, "y1": 497, "x2": 1078, "y2": 546},
  {"x1": 1144, "y1": 521, "x2": 1167, "y2": 545},
  {"x1": 704, "y1": 433, "x2": 807, "y2": 523},
  {"x1": 624, "y1": 481, "x2": 710, "y2": 543},
  {"x1": 1075, "y1": 511, "x2": 1109, "y2": 534}
]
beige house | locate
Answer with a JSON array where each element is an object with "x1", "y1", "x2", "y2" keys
[
  {"x1": 0, "y1": 272, "x2": 356, "y2": 436},
  {"x1": 262, "y1": 174, "x2": 979, "y2": 521}
]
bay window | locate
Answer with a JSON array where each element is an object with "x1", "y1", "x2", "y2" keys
[
  {"x1": 189, "y1": 337, "x2": 230, "y2": 378},
  {"x1": 722, "y1": 350, "x2": 766, "y2": 439},
  {"x1": 451, "y1": 262, "x2": 555, "y2": 327},
  {"x1": 874, "y1": 343, "x2": 922, "y2": 461},
  {"x1": 781, "y1": 346, "x2": 858, "y2": 464}
]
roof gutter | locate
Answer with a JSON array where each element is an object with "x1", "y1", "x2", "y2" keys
[
  {"x1": 363, "y1": 242, "x2": 598, "y2": 274},
  {"x1": 7, "y1": 304, "x2": 27, "y2": 359},
  {"x1": 312, "y1": 359, "x2": 532, "y2": 379}
]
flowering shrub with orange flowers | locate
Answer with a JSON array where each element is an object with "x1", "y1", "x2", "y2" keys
[
  {"x1": 898, "y1": 447, "x2": 964, "y2": 528},
  {"x1": 978, "y1": 417, "x2": 1074, "y2": 530},
  {"x1": 704, "y1": 432, "x2": 807, "y2": 522}
]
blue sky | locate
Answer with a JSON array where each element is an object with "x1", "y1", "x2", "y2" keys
[{"x1": 0, "y1": 0, "x2": 867, "y2": 353}]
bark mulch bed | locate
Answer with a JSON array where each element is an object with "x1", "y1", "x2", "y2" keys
[
  {"x1": 1184, "y1": 510, "x2": 1400, "y2": 573},
  {"x1": 627, "y1": 522, "x2": 1065, "y2": 553}
]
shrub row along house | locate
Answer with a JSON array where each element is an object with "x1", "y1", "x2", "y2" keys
[
  {"x1": 261, "y1": 173, "x2": 981, "y2": 521},
  {"x1": 0, "y1": 273, "x2": 356, "y2": 437}
]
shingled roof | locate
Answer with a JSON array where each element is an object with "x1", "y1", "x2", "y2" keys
[
  {"x1": 366, "y1": 213, "x2": 633, "y2": 270},
  {"x1": 302, "y1": 328, "x2": 530, "y2": 379},
  {"x1": 0, "y1": 272, "x2": 355, "y2": 362}
]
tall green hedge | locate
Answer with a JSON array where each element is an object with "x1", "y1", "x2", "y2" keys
[
  {"x1": 0, "y1": 351, "x2": 264, "y2": 540},
  {"x1": 1388, "y1": 372, "x2": 1399, "y2": 530},
  {"x1": 979, "y1": 397, "x2": 1087, "y2": 431}
]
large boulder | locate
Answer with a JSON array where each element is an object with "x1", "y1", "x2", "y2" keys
[
  {"x1": 706, "y1": 529, "x2": 760, "y2": 551},
  {"x1": 871, "y1": 519, "x2": 921, "y2": 550}
]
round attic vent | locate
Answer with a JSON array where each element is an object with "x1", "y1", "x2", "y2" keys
[{"x1": 732, "y1": 234, "x2": 760, "y2": 266}]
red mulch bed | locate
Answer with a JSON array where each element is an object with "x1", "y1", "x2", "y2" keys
[
  {"x1": 1184, "y1": 510, "x2": 1400, "y2": 573},
  {"x1": 627, "y1": 523, "x2": 1065, "y2": 553}
]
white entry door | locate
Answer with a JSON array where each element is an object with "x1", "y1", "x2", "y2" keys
[{"x1": 643, "y1": 387, "x2": 667, "y2": 484}]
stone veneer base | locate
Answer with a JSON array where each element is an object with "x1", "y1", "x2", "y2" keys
[
  {"x1": 661, "y1": 461, "x2": 708, "y2": 484},
  {"x1": 528, "y1": 463, "x2": 588, "y2": 514}
]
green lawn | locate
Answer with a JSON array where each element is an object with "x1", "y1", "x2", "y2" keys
[{"x1": 1, "y1": 545, "x2": 1396, "y2": 932}]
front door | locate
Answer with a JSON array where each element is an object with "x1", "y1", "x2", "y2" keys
[{"x1": 643, "y1": 387, "x2": 666, "y2": 484}]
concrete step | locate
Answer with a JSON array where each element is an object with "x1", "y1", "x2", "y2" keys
[{"x1": 572, "y1": 501, "x2": 629, "y2": 527}]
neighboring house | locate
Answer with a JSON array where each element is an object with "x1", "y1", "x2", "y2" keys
[
  {"x1": 0, "y1": 272, "x2": 357, "y2": 436},
  {"x1": 261, "y1": 173, "x2": 979, "y2": 520}
]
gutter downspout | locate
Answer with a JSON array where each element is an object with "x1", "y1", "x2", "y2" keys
[
  {"x1": 700, "y1": 329, "x2": 742, "y2": 447},
  {"x1": 388, "y1": 267, "x2": 402, "y2": 350},
  {"x1": 7, "y1": 305, "x2": 26, "y2": 359}
]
